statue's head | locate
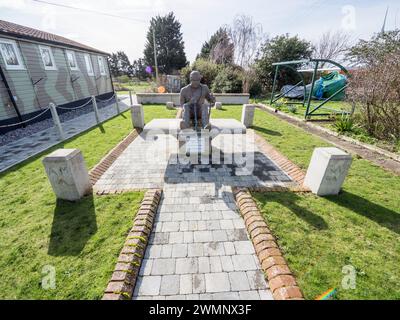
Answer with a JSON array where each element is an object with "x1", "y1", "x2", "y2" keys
[{"x1": 190, "y1": 71, "x2": 202, "y2": 88}]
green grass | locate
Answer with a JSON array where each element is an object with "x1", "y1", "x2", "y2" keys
[
  {"x1": 115, "y1": 81, "x2": 154, "y2": 95},
  {"x1": 213, "y1": 106, "x2": 400, "y2": 300},
  {"x1": 0, "y1": 106, "x2": 175, "y2": 299}
]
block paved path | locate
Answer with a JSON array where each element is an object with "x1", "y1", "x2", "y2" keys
[{"x1": 133, "y1": 182, "x2": 273, "y2": 300}]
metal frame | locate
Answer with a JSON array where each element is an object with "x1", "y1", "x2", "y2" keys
[{"x1": 270, "y1": 59, "x2": 350, "y2": 120}]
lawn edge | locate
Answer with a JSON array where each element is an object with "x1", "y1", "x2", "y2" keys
[
  {"x1": 89, "y1": 128, "x2": 141, "y2": 186},
  {"x1": 102, "y1": 189, "x2": 162, "y2": 300},
  {"x1": 252, "y1": 129, "x2": 309, "y2": 190},
  {"x1": 256, "y1": 104, "x2": 400, "y2": 165},
  {"x1": 232, "y1": 187, "x2": 304, "y2": 300}
]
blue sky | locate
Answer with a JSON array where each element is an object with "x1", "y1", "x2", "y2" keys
[{"x1": 0, "y1": 0, "x2": 398, "y2": 62}]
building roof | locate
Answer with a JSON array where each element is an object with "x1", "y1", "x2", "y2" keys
[{"x1": 0, "y1": 19, "x2": 109, "y2": 55}]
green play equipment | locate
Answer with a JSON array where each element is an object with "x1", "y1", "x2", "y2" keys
[{"x1": 270, "y1": 59, "x2": 352, "y2": 120}]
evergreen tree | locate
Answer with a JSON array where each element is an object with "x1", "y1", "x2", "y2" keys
[
  {"x1": 255, "y1": 34, "x2": 313, "y2": 89},
  {"x1": 108, "y1": 53, "x2": 120, "y2": 77},
  {"x1": 143, "y1": 12, "x2": 188, "y2": 74},
  {"x1": 198, "y1": 27, "x2": 234, "y2": 64}
]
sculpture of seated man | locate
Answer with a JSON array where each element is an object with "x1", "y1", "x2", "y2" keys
[{"x1": 180, "y1": 71, "x2": 216, "y2": 130}]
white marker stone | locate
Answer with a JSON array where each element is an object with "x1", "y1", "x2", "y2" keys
[
  {"x1": 131, "y1": 104, "x2": 145, "y2": 129},
  {"x1": 42, "y1": 149, "x2": 92, "y2": 201},
  {"x1": 241, "y1": 104, "x2": 256, "y2": 128},
  {"x1": 304, "y1": 147, "x2": 353, "y2": 196}
]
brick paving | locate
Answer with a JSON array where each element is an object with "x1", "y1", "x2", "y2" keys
[
  {"x1": 94, "y1": 126, "x2": 298, "y2": 300},
  {"x1": 133, "y1": 183, "x2": 273, "y2": 300}
]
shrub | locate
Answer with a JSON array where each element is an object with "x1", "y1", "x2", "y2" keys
[
  {"x1": 287, "y1": 104, "x2": 298, "y2": 114},
  {"x1": 333, "y1": 115, "x2": 355, "y2": 133},
  {"x1": 181, "y1": 58, "x2": 220, "y2": 88},
  {"x1": 347, "y1": 51, "x2": 400, "y2": 141},
  {"x1": 212, "y1": 66, "x2": 243, "y2": 93},
  {"x1": 116, "y1": 75, "x2": 131, "y2": 83}
]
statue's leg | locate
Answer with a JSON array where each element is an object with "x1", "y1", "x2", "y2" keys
[
  {"x1": 201, "y1": 103, "x2": 210, "y2": 129},
  {"x1": 183, "y1": 103, "x2": 191, "y2": 129}
]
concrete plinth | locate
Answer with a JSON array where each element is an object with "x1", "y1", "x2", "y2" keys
[
  {"x1": 131, "y1": 104, "x2": 145, "y2": 129},
  {"x1": 42, "y1": 149, "x2": 92, "y2": 201},
  {"x1": 215, "y1": 102, "x2": 223, "y2": 110},
  {"x1": 166, "y1": 102, "x2": 175, "y2": 110},
  {"x1": 241, "y1": 104, "x2": 256, "y2": 128},
  {"x1": 178, "y1": 129, "x2": 212, "y2": 164},
  {"x1": 304, "y1": 147, "x2": 353, "y2": 196}
]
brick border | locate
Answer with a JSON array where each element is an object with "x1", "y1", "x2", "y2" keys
[
  {"x1": 253, "y1": 131, "x2": 308, "y2": 187},
  {"x1": 102, "y1": 189, "x2": 162, "y2": 300},
  {"x1": 233, "y1": 187, "x2": 304, "y2": 300},
  {"x1": 89, "y1": 129, "x2": 141, "y2": 185}
]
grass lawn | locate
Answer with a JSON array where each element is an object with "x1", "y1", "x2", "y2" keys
[
  {"x1": 115, "y1": 81, "x2": 154, "y2": 96},
  {"x1": 212, "y1": 106, "x2": 400, "y2": 300},
  {"x1": 0, "y1": 106, "x2": 175, "y2": 299},
  {"x1": 254, "y1": 99, "x2": 400, "y2": 154}
]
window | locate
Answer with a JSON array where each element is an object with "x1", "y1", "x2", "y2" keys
[
  {"x1": 98, "y1": 56, "x2": 106, "y2": 75},
  {"x1": 66, "y1": 50, "x2": 79, "y2": 71},
  {"x1": 84, "y1": 54, "x2": 94, "y2": 76},
  {"x1": 39, "y1": 45, "x2": 57, "y2": 70},
  {"x1": 0, "y1": 38, "x2": 24, "y2": 70}
]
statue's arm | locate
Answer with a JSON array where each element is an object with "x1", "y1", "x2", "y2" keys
[
  {"x1": 180, "y1": 88, "x2": 186, "y2": 106},
  {"x1": 205, "y1": 87, "x2": 216, "y2": 104}
]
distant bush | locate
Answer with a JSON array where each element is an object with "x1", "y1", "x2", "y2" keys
[
  {"x1": 181, "y1": 59, "x2": 220, "y2": 88},
  {"x1": 115, "y1": 75, "x2": 131, "y2": 83},
  {"x1": 212, "y1": 67, "x2": 243, "y2": 93}
]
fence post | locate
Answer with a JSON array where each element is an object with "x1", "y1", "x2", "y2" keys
[
  {"x1": 49, "y1": 103, "x2": 65, "y2": 140},
  {"x1": 129, "y1": 90, "x2": 133, "y2": 106},
  {"x1": 91, "y1": 96, "x2": 100, "y2": 124},
  {"x1": 115, "y1": 94, "x2": 121, "y2": 114}
]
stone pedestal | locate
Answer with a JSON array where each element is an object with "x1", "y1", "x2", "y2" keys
[
  {"x1": 42, "y1": 149, "x2": 92, "y2": 201},
  {"x1": 131, "y1": 104, "x2": 145, "y2": 129},
  {"x1": 215, "y1": 102, "x2": 222, "y2": 110},
  {"x1": 304, "y1": 147, "x2": 352, "y2": 196},
  {"x1": 241, "y1": 104, "x2": 256, "y2": 128},
  {"x1": 178, "y1": 129, "x2": 212, "y2": 164},
  {"x1": 166, "y1": 102, "x2": 175, "y2": 110}
]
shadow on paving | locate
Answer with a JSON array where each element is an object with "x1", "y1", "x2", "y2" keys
[
  {"x1": 327, "y1": 191, "x2": 400, "y2": 235},
  {"x1": 48, "y1": 194, "x2": 97, "y2": 256}
]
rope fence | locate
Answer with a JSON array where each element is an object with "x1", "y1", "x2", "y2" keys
[
  {"x1": 0, "y1": 107, "x2": 50, "y2": 128},
  {"x1": 55, "y1": 97, "x2": 92, "y2": 110},
  {"x1": 0, "y1": 92, "x2": 122, "y2": 140},
  {"x1": 96, "y1": 93, "x2": 116, "y2": 104}
]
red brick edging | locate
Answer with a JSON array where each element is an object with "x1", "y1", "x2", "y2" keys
[
  {"x1": 102, "y1": 189, "x2": 162, "y2": 300},
  {"x1": 89, "y1": 129, "x2": 141, "y2": 185},
  {"x1": 233, "y1": 187, "x2": 304, "y2": 300},
  {"x1": 253, "y1": 131, "x2": 308, "y2": 189}
]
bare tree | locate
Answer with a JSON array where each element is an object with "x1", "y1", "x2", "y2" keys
[
  {"x1": 313, "y1": 30, "x2": 352, "y2": 65},
  {"x1": 209, "y1": 29, "x2": 235, "y2": 64},
  {"x1": 227, "y1": 15, "x2": 265, "y2": 69}
]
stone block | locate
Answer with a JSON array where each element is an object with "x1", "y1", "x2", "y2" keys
[
  {"x1": 166, "y1": 102, "x2": 175, "y2": 110},
  {"x1": 42, "y1": 149, "x2": 92, "y2": 201},
  {"x1": 304, "y1": 147, "x2": 352, "y2": 196},
  {"x1": 131, "y1": 104, "x2": 145, "y2": 129},
  {"x1": 241, "y1": 104, "x2": 256, "y2": 128},
  {"x1": 215, "y1": 102, "x2": 223, "y2": 110}
]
